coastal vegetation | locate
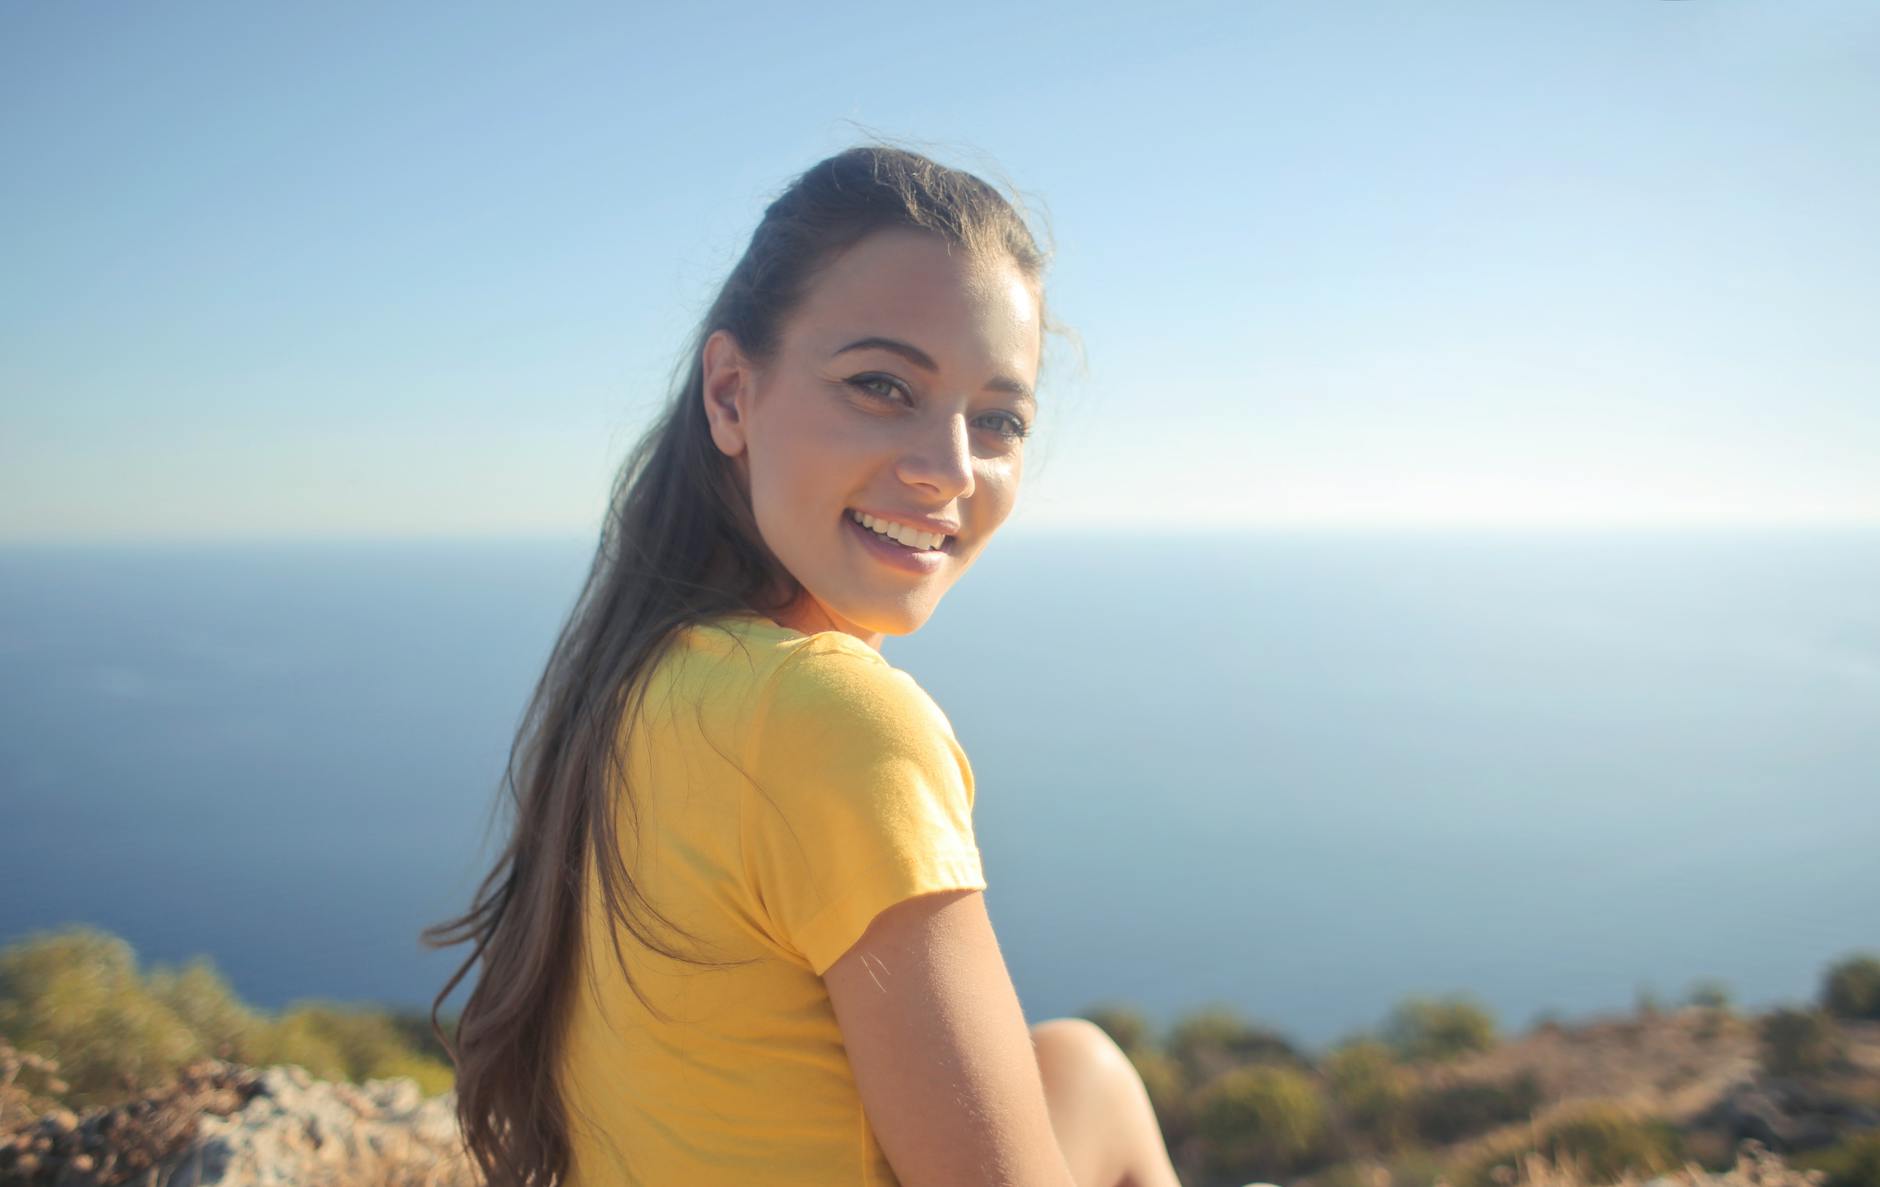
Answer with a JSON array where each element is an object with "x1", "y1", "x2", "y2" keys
[
  {"x1": 3, "y1": 925, "x2": 1877, "y2": 1187},
  {"x1": 0, "y1": 926, "x2": 454, "y2": 1111}
]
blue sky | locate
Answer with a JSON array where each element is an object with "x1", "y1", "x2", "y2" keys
[{"x1": 3, "y1": 0, "x2": 1875, "y2": 542}]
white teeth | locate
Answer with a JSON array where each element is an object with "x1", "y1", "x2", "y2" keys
[{"x1": 851, "y1": 509, "x2": 948, "y2": 551}]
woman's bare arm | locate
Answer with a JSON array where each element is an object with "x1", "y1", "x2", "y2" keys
[{"x1": 823, "y1": 888, "x2": 1081, "y2": 1187}]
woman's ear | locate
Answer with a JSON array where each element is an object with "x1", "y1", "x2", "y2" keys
[{"x1": 701, "y1": 329, "x2": 753, "y2": 458}]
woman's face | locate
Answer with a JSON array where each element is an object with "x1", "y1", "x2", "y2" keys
[{"x1": 702, "y1": 228, "x2": 1042, "y2": 650}]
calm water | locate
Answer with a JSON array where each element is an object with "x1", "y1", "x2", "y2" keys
[{"x1": 2, "y1": 529, "x2": 1875, "y2": 1051}]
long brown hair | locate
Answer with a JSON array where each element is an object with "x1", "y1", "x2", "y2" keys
[{"x1": 420, "y1": 140, "x2": 1062, "y2": 1187}]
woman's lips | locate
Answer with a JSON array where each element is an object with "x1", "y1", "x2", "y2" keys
[{"x1": 844, "y1": 511, "x2": 950, "y2": 571}]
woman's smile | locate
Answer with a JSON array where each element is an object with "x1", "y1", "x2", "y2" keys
[{"x1": 843, "y1": 507, "x2": 954, "y2": 572}]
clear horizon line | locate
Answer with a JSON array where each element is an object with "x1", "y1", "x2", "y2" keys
[{"x1": 5, "y1": 516, "x2": 1880, "y2": 549}]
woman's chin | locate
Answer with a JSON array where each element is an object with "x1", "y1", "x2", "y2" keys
[{"x1": 846, "y1": 592, "x2": 942, "y2": 639}]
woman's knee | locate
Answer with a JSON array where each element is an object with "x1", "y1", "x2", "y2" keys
[
  {"x1": 1032, "y1": 1018, "x2": 1127, "y2": 1185},
  {"x1": 1033, "y1": 1018, "x2": 1182, "y2": 1187},
  {"x1": 1033, "y1": 1017, "x2": 1132, "y2": 1083}
]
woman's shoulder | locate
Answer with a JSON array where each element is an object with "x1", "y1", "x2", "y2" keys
[
  {"x1": 743, "y1": 620, "x2": 954, "y2": 747},
  {"x1": 667, "y1": 610, "x2": 885, "y2": 710},
  {"x1": 682, "y1": 610, "x2": 887, "y2": 677},
  {"x1": 679, "y1": 609, "x2": 871, "y2": 672},
  {"x1": 668, "y1": 609, "x2": 952, "y2": 766}
]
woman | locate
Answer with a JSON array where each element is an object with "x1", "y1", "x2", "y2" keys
[{"x1": 424, "y1": 144, "x2": 1184, "y2": 1187}]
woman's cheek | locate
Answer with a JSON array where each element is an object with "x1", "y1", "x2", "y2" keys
[{"x1": 981, "y1": 456, "x2": 1021, "y2": 515}]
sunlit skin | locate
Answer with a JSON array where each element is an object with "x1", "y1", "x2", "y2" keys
[{"x1": 700, "y1": 228, "x2": 1043, "y2": 651}]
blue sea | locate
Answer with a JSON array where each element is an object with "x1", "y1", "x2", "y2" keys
[{"x1": 2, "y1": 529, "x2": 1875, "y2": 1052}]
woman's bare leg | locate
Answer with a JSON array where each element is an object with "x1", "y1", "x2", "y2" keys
[{"x1": 1032, "y1": 1018, "x2": 1184, "y2": 1187}]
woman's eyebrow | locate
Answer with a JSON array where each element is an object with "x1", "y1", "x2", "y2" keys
[{"x1": 831, "y1": 335, "x2": 1035, "y2": 404}]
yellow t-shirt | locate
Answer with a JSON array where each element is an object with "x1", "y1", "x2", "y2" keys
[{"x1": 556, "y1": 610, "x2": 987, "y2": 1186}]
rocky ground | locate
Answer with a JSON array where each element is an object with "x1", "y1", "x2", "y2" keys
[
  {"x1": 3, "y1": 1009, "x2": 1875, "y2": 1186},
  {"x1": 0, "y1": 1059, "x2": 475, "y2": 1187}
]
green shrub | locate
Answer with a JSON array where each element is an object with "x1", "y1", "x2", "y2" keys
[
  {"x1": 0, "y1": 926, "x2": 454, "y2": 1106},
  {"x1": 1537, "y1": 1103, "x2": 1682, "y2": 1182},
  {"x1": 1821, "y1": 954, "x2": 1880, "y2": 1021},
  {"x1": 251, "y1": 1002, "x2": 453, "y2": 1090},
  {"x1": 1168, "y1": 1004, "x2": 1305, "y2": 1081},
  {"x1": 1799, "y1": 1130, "x2": 1880, "y2": 1187},
  {"x1": 1322, "y1": 1039, "x2": 1413, "y2": 1151},
  {"x1": 1410, "y1": 1070, "x2": 1543, "y2": 1145},
  {"x1": 1080, "y1": 1003, "x2": 1152, "y2": 1056},
  {"x1": 1635, "y1": 984, "x2": 1664, "y2": 1018},
  {"x1": 1760, "y1": 1006, "x2": 1844, "y2": 1076},
  {"x1": 147, "y1": 957, "x2": 262, "y2": 1060},
  {"x1": 1192, "y1": 1063, "x2": 1329, "y2": 1179},
  {"x1": 1380, "y1": 995, "x2": 1498, "y2": 1064},
  {"x1": 248, "y1": 1007, "x2": 352, "y2": 1081},
  {"x1": 385, "y1": 1004, "x2": 458, "y2": 1068},
  {"x1": 0, "y1": 927, "x2": 208, "y2": 1106},
  {"x1": 1685, "y1": 978, "x2": 1733, "y2": 1011},
  {"x1": 1455, "y1": 1102, "x2": 1681, "y2": 1187}
]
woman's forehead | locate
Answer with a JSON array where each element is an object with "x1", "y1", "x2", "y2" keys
[{"x1": 792, "y1": 236, "x2": 1041, "y2": 375}]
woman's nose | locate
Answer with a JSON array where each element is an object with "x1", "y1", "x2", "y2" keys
[{"x1": 894, "y1": 413, "x2": 975, "y2": 500}]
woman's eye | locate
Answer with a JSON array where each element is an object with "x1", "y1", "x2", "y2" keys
[
  {"x1": 979, "y1": 412, "x2": 1031, "y2": 442},
  {"x1": 847, "y1": 374, "x2": 1028, "y2": 442},
  {"x1": 846, "y1": 375, "x2": 909, "y2": 404}
]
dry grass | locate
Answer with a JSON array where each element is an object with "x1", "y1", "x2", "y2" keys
[
  {"x1": 1464, "y1": 1139, "x2": 1825, "y2": 1187},
  {"x1": 1422, "y1": 1009, "x2": 1763, "y2": 1125}
]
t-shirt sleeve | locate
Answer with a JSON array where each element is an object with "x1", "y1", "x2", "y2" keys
[{"x1": 740, "y1": 639, "x2": 986, "y2": 977}]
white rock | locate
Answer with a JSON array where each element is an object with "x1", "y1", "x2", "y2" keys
[{"x1": 159, "y1": 1066, "x2": 470, "y2": 1187}]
